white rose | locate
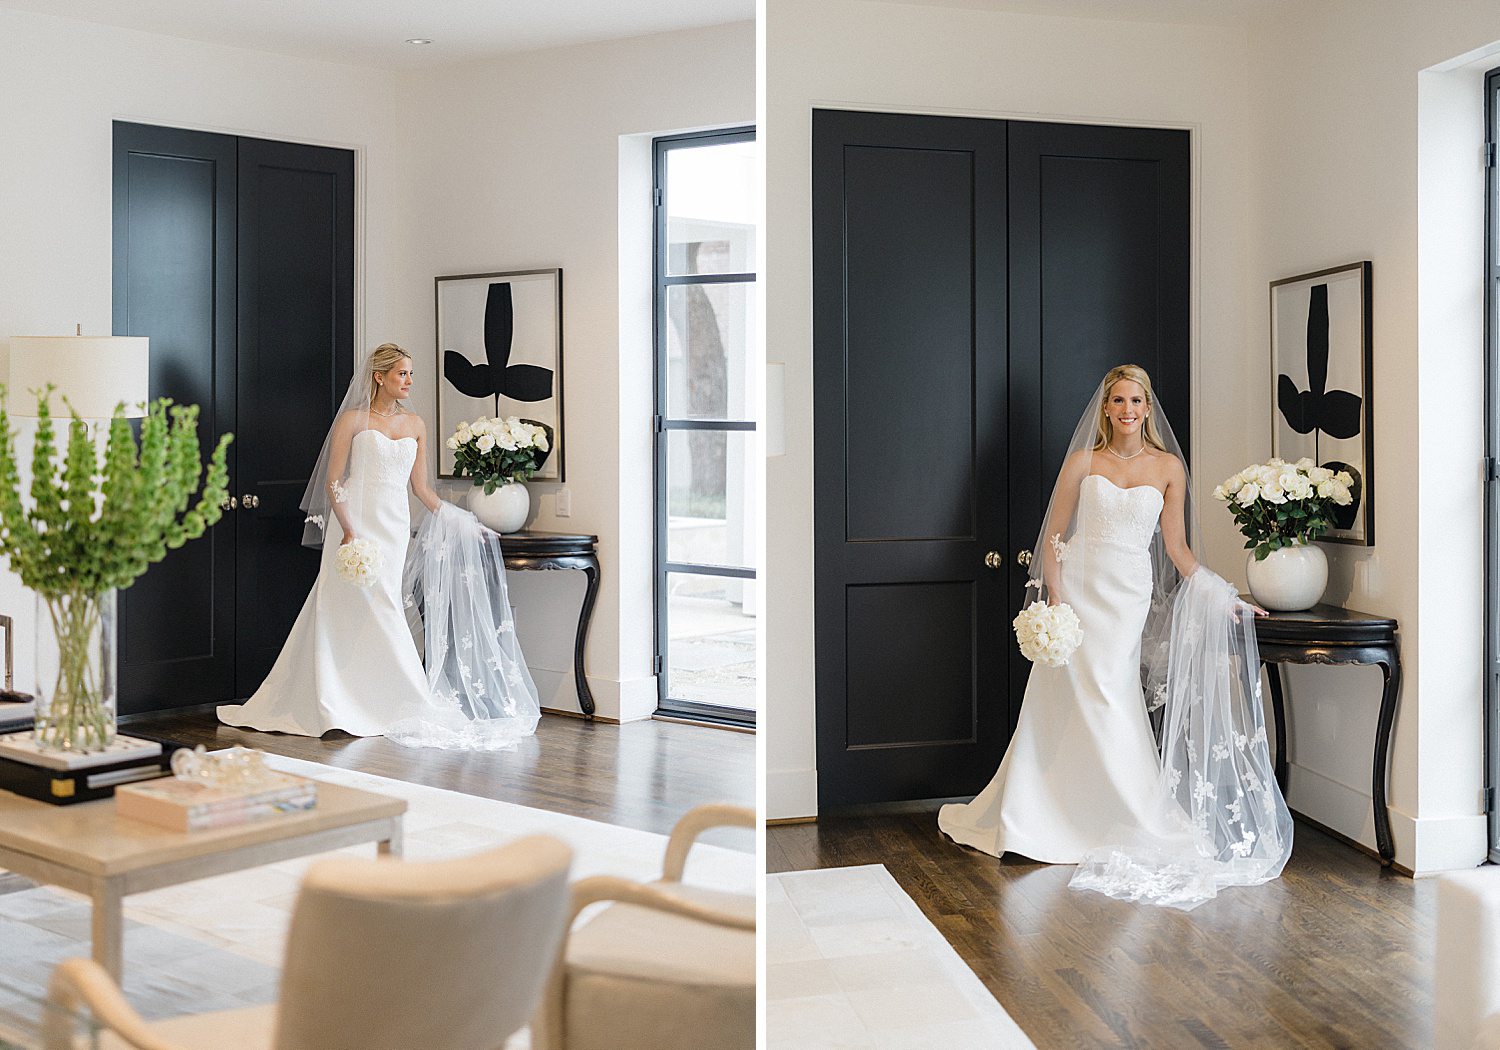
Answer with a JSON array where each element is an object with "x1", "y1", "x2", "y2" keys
[
  {"x1": 1212, "y1": 484, "x2": 1228, "y2": 501},
  {"x1": 1294, "y1": 457, "x2": 1314, "y2": 470},
  {"x1": 476, "y1": 434, "x2": 495, "y2": 453},
  {"x1": 1316, "y1": 479, "x2": 1336, "y2": 499},
  {"x1": 534, "y1": 430, "x2": 549, "y2": 451},
  {"x1": 456, "y1": 425, "x2": 473, "y2": 444},
  {"x1": 1309, "y1": 466, "x2": 1333, "y2": 484},
  {"x1": 1335, "y1": 471, "x2": 1354, "y2": 487},
  {"x1": 1286, "y1": 475, "x2": 1313, "y2": 500},
  {"x1": 1236, "y1": 482, "x2": 1260, "y2": 506},
  {"x1": 1261, "y1": 478, "x2": 1286, "y2": 504},
  {"x1": 445, "y1": 435, "x2": 460, "y2": 450},
  {"x1": 1332, "y1": 482, "x2": 1353, "y2": 506}
]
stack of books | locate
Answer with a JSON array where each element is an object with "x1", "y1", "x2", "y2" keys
[
  {"x1": 116, "y1": 770, "x2": 317, "y2": 832},
  {"x1": 0, "y1": 733, "x2": 175, "y2": 804}
]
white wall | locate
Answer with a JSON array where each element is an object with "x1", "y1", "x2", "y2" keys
[
  {"x1": 1245, "y1": 3, "x2": 1500, "y2": 870},
  {"x1": 764, "y1": 0, "x2": 1259, "y2": 819},
  {"x1": 0, "y1": 7, "x2": 424, "y2": 695},
  {"x1": 403, "y1": 22, "x2": 755, "y2": 721},
  {"x1": 0, "y1": 8, "x2": 754, "y2": 725}
]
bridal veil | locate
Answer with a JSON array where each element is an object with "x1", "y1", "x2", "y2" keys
[
  {"x1": 300, "y1": 347, "x2": 541, "y2": 750},
  {"x1": 1022, "y1": 373, "x2": 1293, "y2": 909}
]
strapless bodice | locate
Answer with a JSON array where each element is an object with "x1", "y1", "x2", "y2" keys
[
  {"x1": 349, "y1": 429, "x2": 417, "y2": 487},
  {"x1": 1078, "y1": 474, "x2": 1163, "y2": 550}
]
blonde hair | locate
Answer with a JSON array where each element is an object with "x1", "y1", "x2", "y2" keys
[
  {"x1": 1092, "y1": 363, "x2": 1169, "y2": 453},
  {"x1": 367, "y1": 343, "x2": 411, "y2": 405}
]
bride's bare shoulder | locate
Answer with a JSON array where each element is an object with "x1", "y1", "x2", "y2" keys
[
  {"x1": 396, "y1": 411, "x2": 427, "y2": 439},
  {"x1": 1146, "y1": 447, "x2": 1187, "y2": 482}
]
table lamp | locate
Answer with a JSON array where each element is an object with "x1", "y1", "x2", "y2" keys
[{"x1": 8, "y1": 328, "x2": 149, "y2": 419}]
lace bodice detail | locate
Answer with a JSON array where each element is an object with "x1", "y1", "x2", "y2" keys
[
  {"x1": 349, "y1": 430, "x2": 417, "y2": 486},
  {"x1": 1079, "y1": 475, "x2": 1163, "y2": 549}
]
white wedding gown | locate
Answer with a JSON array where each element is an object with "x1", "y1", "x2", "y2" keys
[
  {"x1": 218, "y1": 430, "x2": 429, "y2": 737},
  {"x1": 939, "y1": 475, "x2": 1191, "y2": 862}
]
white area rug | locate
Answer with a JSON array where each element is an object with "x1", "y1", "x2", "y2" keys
[
  {"x1": 0, "y1": 756, "x2": 753, "y2": 1038},
  {"x1": 768, "y1": 865, "x2": 1035, "y2": 1050}
]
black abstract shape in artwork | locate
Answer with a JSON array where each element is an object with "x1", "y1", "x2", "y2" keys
[
  {"x1": 443, "y1": 283, "x2": 554, "y2": 402},
  {"x1": 1323, "y1": 460, "x2": 1362, "y2": 531},
  {"x1": 1276, "y1": 283, "x2": 1361, "y2": 439}
]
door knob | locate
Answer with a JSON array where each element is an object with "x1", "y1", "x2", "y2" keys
[
  {"x1": 1016, "y1": 549, "x2": 1033, "y2": 568},
  {"x1": 221, "y1": 496, "x2": 238, "y2": 511},
  {"x1": 985, "y1": 550, "x2": 1003, "y2": 570},
  {"x1": 242, "y1": 494, "x2": 260, "y2": 509}
]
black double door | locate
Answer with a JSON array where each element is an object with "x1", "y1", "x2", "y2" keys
[
  {"x1": 112, "y1": 122, "x2": 354, "y2": 715},
  {"x1": 813, "y1": 110, "x2": 1189, "y2": 807}
]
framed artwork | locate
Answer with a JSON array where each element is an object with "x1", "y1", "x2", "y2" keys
[
  {"x1": 1269, "y1": 261, "x2": 1373, "y2": 545},
  {"x1": 434, "y1": 268, "x2": 564, "y2": 481}
]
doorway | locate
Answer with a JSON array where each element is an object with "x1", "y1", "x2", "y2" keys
[
  {"x1": 812, "y1": 110, "x2": 1190, "y2": 806},
  {"x1": 113, "y1": 121, "x2": 355, "y2": 714}
]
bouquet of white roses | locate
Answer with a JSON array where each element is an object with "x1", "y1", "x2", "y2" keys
[
  {"x1": 1213, "y1": 457, "x2": 1353, "y2": 560},
  {"x1": 335, "y1": 537, "x2": 383, "y2": 588},
  {"x1": 446, "y1": 416, "x2": 551, "y2": 494},
  {"x1": 1013, "y1": 601, "x2": 1083, "y2": 667}
]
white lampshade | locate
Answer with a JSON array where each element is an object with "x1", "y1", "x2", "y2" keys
[{"x1": 7, "y1": 336, "x2": 150, "y2": 419}]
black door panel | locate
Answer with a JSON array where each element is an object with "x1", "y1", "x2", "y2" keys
[
  {"x1": 113, "y1": 123, "x2": 353, "y2": 713},
  {"x1": 813, "y1": 111, "x2": 1189, "y2": 806}
]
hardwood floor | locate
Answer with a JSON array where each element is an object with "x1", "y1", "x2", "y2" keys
[
  {"x1": 770, "y1": 807, "x2": 1433, "y2": 1049},
  {"x1": 124, "y1": 708, "x2": 754, "y2": 840}
]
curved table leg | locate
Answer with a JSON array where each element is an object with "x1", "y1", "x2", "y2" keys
[
  {"x1": 573, "y1": 555, "x2": 600, "y2": 719},
  {"x1": 1263, "y1": 661, "x2": 1289, "y2": 795},
  {"x1": 1372, "y1": 651, "x2": 1401, "y2": 864}
]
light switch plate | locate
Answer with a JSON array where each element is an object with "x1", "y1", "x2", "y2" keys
[{"x1": 556, "y1": 488, "x2": 571, "y2": 517}]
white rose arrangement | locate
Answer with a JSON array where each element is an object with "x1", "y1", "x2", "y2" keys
[
  {"x1": 1213, "y1": 458, "x2": 1354, "y2": 560},
  {"x1": 446, "y1": 416, "x2": 552, "y2": 494},
  {"x1": 335, "y1": 537, "x2": 383, "y2": 588},
  {"x1": 1013, "y1": 601, "x2": 1084, "y2": 667}
]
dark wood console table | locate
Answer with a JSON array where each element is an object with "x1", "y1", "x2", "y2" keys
[
  {"x1": 500, "y1": 531, "x2": 600, "y2": 719},
  {"x1": 1253, "y1": 603, "x2": 1401, "y2": 864}
]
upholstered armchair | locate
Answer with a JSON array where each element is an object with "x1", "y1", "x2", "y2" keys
[
  {"x1": 47, "y1": 835, "x2": 572, "y2": 1050},
  {"x1": 533, "y1": 803, "x2": 755, "y2": 1050}
]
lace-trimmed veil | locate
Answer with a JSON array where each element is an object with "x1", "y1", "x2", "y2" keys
[
  {"x1": 299, "y1": 347, "x2": 541, "y2": 750},
  {"x1": 1024, "y1": 370, "x2": 1293, "y2": 909}
]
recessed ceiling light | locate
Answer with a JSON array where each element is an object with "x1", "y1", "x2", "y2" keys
[{"x1": 405, "y1": 38, "x2": 433, "y2": 45}]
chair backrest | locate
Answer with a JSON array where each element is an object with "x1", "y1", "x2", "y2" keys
[{"x1": 273, "y1": 835, "x2": 572, "y2": 1050}]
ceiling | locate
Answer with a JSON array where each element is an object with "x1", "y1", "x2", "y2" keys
[
  {"x1": 0, "y1": 0, "x2": 756, "y2": 69},
  {"x1": 878, "y1": 0, "x2": 1295, "y2": 28}
]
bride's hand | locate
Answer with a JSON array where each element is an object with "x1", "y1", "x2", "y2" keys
[{"x1": 339, "y1": 532, "x2": 357, "y2": 546}]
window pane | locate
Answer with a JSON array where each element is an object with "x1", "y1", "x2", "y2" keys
[
  {"x1": 665, "y1": 571, "x2": 757, "y2": 712},
  {"x1": 666, "y1": 140, "x2": 757, "y2": 276},
  {"x1": 665, "y1": 281, "x2": 756, "y2": 420},
  {"x1": 667, "y1": 429, "x2": 756, "y2": 569}
]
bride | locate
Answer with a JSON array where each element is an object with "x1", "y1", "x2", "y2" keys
[
  {"x1": 938, "y1": 364, "x2": 1293, "y2": 908},
  {"x1": 218, "y1": 343, "x2": 541, "y2": 750}
]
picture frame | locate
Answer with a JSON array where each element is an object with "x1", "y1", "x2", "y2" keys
[
  {"x1": 434, "y1": 268, "x2": 564, "y2": 482},
  {"x1": 1269, "y1": 261, "x2": 1373, "y2": 545}
]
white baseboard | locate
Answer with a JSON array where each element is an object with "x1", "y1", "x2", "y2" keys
[
  {"x1": 1289, "y1": 763, "x2": 1487, "y2": 873},
  {"x1": 530, "y1": 667, "x2": 658, "y2": 723},
  {"x1": 769, "y1": 767, "x2": 818, "y2": 821}
]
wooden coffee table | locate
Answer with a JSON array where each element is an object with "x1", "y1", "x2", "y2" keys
[{"x1": 0, "y1": 781, "x2": 406, "y2": 980}]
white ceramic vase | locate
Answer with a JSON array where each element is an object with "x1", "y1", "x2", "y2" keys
[
  {"x1": 468, "y1": 481, "x2": 529, "y2": 534},
  {"x1": 1245, "y1": 541, "x2": 1328, "y2": 612}
]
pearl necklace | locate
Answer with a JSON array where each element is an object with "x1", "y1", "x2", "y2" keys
[
  {"x1": 370, "y1": 402, "x2": 401, "y2": 418},
  {"x1": 1106, "y1": 443, "x2": 1146, "y2": 461}
]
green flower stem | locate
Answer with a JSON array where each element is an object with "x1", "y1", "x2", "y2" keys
[
  {"x1": 37, "y1": 591, "x2": 112, "y2": 752},
  {"x1": 0, "y1": 388, "x2": 232, "y2": 751}
]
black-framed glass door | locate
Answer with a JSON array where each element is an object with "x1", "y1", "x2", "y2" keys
[
  {"x1": 1484, "y1": 65, "x2": 1500, "y2": 861},
  {"x1": 653, "y1": 127, "x2": 758, "y2": 726}
]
